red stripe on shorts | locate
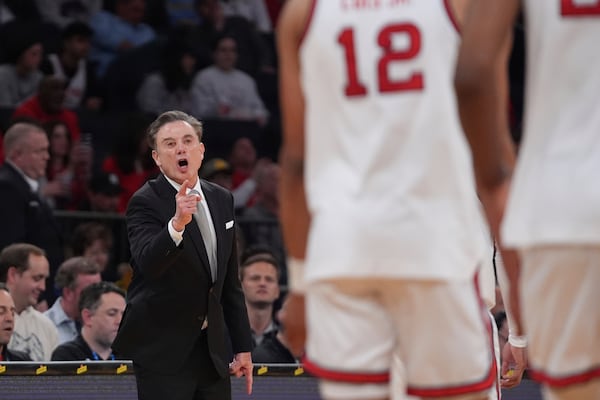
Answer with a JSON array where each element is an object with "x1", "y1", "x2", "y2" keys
[
  {"x1": 302, "y1": 356, "x2": 390, "y2": 384},
  {"x1": 528, "y1": 365, "x2": 600, "y2": 388}
]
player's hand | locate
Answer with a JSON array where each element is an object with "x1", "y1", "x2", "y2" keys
[
  {"x1": 278, "y1": 293, "x2": 306, "y2": 357},
  {"x1": 229, "y1": 352, "x2": 253, "y2": 394},
  {"x1": 500, "y1": 342, "x2": 527, "y2": 388},
  {"x1": 172, "y1": 180, "x2": 199, "y2": 231}
]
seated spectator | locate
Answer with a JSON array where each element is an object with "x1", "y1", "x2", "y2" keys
[
  {"x1": 0, "y1": 283, "x2": 31, "y2": 361},
  {"x1": 220, "y1": 0, "x2": 272, "y2": 34},
  {"x1": 193, "y1": 0, "x2": 273, "y2": 77},
  {"x1": 12, "y1": 76, "x2": 82, "y2": 142},
  {"x1": 229, "y1": 136, "x2": 257, "y2": 190},
  {"x1": 102, "y1": 112, "x2": 158, "y2": 212},
  {"x1": 0, "y1": 21, "x2": 44, "y2": 107},
  {"x1": 77, "y1": 171, "x2": 123, "y2": 212},
  {"x1": 51, "y1": 281, "x2": 126, "y2": 361},
  {"x1": 35, "y1": 0, "x2": 102, "y2": 28},
  {"x1": 201, "y1": 157, "x2": 233, "y2": 187},
  {"x1": 242, "y1": 161, "x2": 286, "y2": 283},
  {"x1": 201, "y1": 157, "x2": 256, "y2": 210},
  {"x1": 0, "y1": 122, "x2": 65, "y2": 306},
  {"x1": 40, "y1": 120, "x2": 93, "y2": 209},
  {"x1": 192, "y1": 34, "x2": 268, "y2": 125},
  {"x1": 41, "y1": 21, "x2": 102, "y2": 110},
  {"x1": 0, "y1": 243, "x2": 59, "y2": 361},
  {"x1": 44, "y1": 257, "x2": 101, "y2": 345},
  {"x1": 41, "y1": 120, "x2": 73, "y2": 208},
  {"x1": 136, "y1": 26, "x2": 198, "y2": 115},
  {"x1": 239, "y1": 253, "x2": 294, "y2": 364},
  {"x1": 71, "y1": 222, "x2": 115, "y2": 281},
  {"x1": 89, "y1": 0, "x2": 156, "y2": 77}
]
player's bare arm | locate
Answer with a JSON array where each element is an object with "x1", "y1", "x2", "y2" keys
[
  {"x1": 276, "y1": 0, "x2": 313, "y2": 356},
  {"x1": 455, "y1": 0, "x2": 527, "y2": 386}
]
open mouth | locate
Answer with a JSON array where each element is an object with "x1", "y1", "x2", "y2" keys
[{"x1": 178, "y1": 159, "x2": 188, "y2": 167}]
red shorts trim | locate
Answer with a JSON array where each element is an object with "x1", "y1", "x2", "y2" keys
[
  {"x1": 528, "y1": 365, "x2": 600, "y2": 388},
  {"x1": 407, "y1": 362, "x2": 496, "y2": 398},
  {"x1": 302, "y1": 356, "x2": 390, "y2": 384}
]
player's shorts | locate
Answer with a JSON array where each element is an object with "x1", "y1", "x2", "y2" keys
[
  {"x1": 303, "y1": 277, "x2": 496, "y2": 399},
  {"x1": 520, "y1": 246, "x2": 600, "y2": 389}
]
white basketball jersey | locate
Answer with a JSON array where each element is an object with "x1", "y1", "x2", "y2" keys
[
  {"x1": 502, "y1": 1, "x2": 600, "y2": 247},
  {"x1": 300, "y1": 0, "x2": 487, "y2": 282}
]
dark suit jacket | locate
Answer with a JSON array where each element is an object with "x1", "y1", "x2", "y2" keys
[
  {"x1": 0, "y1": 162, "x2": 63, "y2": 300},
  {"x1": 112, "y1": 174, "x2": 252, "y2": 376}
]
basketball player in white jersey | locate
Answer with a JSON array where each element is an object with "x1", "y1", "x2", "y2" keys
[
  {"x1": 276, "y1": 0, "x2": 521, "y2": 399},
  {"x1": 456, "y1": 1, "x2": 600, "y2": 400}
]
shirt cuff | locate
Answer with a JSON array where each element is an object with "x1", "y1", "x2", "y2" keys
[
  {"x1": 287, "y1": 257, "x2": 307, "y2": 294},
  {"x1": 168, "y1": 218, "x2": 184, "y2": 246}
]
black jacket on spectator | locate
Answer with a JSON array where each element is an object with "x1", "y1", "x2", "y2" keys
[
  {"x1": 252, "y1": 331, "x2": 296, "y2": 364},
  {"x1": 51, "y1": 334, "x2": 115, "y2": 361},
  {"x1": 0, "y1": 162, "x2": 64, "y2": 303},
  {"x1": 1, "y1": 346, "x2": 31, "y2": 361}
]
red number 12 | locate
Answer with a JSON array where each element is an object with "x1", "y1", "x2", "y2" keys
[{"x1": 337, "y1": 23, "x2": 424, "y2": 97}]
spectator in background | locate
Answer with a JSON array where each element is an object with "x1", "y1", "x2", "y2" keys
[
  {"x1": 192, "y1": 35, "x2": 268, "y2": 125},
  {"x1": 40, "y1": 120, "x2": 93, "y2": 210},
  {"x1": 229, "y1": 137, "x2": 257, "y2": 190},
  {"x1": 220, "y1": 0, "x2": 272, "y2": 34},
  {"x1": 0, "y1": 122, "x2": 64, "y2": 306},
  {"x1": 89, "y1": 0, "x2": 156, "y2": 77},
  {"x1": 13, "y1": 76, "x2": 82, "y2": 142},
  {"x1": 242, "y1": 161, "x2": 286, "y2": 284},
  {"x1": 136, "y1": 26, "x2": 198, "y2": 115},
  {"x1": 200, "y1": 157, "x2": 259, "y2": 210},
  {"x1": 51, "y1": 281, "x2": 125, "y2": 361},
  {"x1": 71, "y1": 222, "x2": 116, "y2": 281},
  {"x1": 239, "y1": 253, "x2": 294, "y2": 364},
  {"x1": 35, "y1": 0, "x2": 102, "y2": 28},
  {"x1": 0, "y1": 243, "x2": 58, "y2": 361},
  {"x1": 77, "y1": 171, "x2": 123, "y2": 212},
  {"x1": 0, "y1": 283, "x2": 31, "y2": 361},
  {"x1": 41, "y1": 120, "x2": 73, "y2": 209},
  {"x1": 0, "y1": 21, "x2": 44, "y2": 107},
  {"x1": 41, "y1": 21, "x2": 103, "y2": 111},
  {"x1": 102, "y1": 112, "x2": 159, "y2": 212},
  {"x1": 44, "y1": 257, "x2": 101, "y2": 345},
  {"x1": 200, "y1": 157, "x2": 233, "y2": 190},
  {"x1": 193, "y1": 0, "x2": 273, "y2": 77}
]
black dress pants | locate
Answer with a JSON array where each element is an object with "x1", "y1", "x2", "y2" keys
[{"x1": 134, "y1": 331, "x2": 231, "y2": 400}]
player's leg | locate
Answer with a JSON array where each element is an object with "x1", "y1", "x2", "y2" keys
[
  {"x1": 304, "y1": 278, "x2": 397, "y2": 400},
  {"x1": 520, "y1": 246, "x2": 600, "y2": 400},
  {"x1": 386, "y1": 278, "x2": 494, "y2": 400}
]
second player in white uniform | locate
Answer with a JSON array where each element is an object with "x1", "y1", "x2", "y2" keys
[
  {"x1": 278, "y1": 1, "x2": 499, "y2": 399},
  {"x1": 456, "y1": 1, "x2": 600, "y2": 399}
]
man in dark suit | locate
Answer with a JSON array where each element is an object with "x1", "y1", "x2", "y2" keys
[
  {"x1": 0, "y1": 122, "x2": 64, "y2": 306},
  {"x1": 112, "y1": 110, "x2": 253, "y2": 400}
]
